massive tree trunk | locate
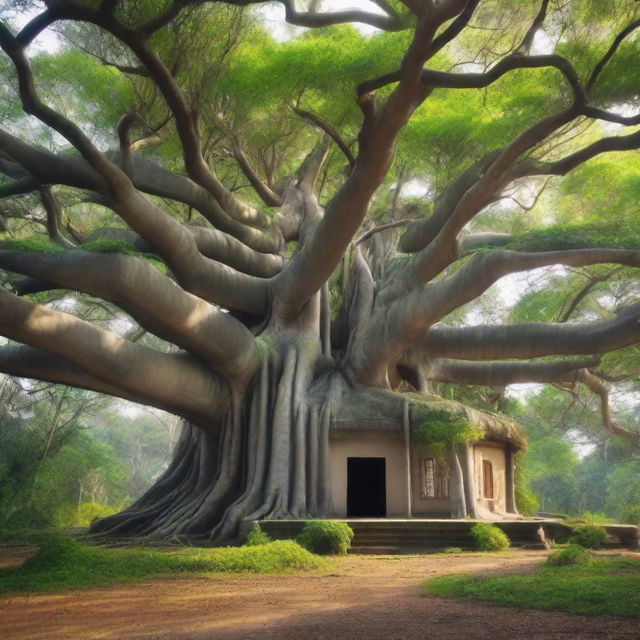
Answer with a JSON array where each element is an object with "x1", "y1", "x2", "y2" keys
[{"x1": 1, "y1": 1, "x2": 640, "y2": 541}]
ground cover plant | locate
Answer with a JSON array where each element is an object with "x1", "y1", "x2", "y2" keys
[
  {"x1": 470, "y1": 523, "x2": 510, "y2": 551},
  {"x1": 569, "y1": 524, "x2": 608, "y2": 549},
  {"x1": 0, "y1": 1, "x2": 639, "y2": 541},
  {"x1": 296, "y1": 520, "x2": 354, "y2": 555},
  {"x1": 0, "y1": 535, "x2": 324, "y2": 595},
  {"x1": 424, "y1": 553, "x2": 640, "y2": 617},
  {"x1": 546, "y1": 544, "x2": 591, "y2": 566}
]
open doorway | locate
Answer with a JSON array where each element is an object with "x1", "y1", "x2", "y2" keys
[{"x1": 347, "y1": 457, "x2": 387, "y2": 517}]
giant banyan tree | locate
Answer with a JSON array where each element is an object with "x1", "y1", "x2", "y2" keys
[{"x1": 0, "y1": 0, "x2": 639, "y2": 540}]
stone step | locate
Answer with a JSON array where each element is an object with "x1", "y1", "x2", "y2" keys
[{"x1": 256, "y1": 519, "x2": 639, "y2": 551}]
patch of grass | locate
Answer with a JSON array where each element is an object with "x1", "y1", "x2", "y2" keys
[
  {"x1": 0, "y1": 535, "x2": 325, "y2": 595},
  {"x1": 546, "y1": 545, "x2": 591, "y2": 567},
  {"x1": 424, "y1": 554, "x2": 640, "y2": 617}
]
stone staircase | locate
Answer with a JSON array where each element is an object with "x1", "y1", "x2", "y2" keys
[{"x1": 257, "y1": 518, "x2": 638, "y2": 554}]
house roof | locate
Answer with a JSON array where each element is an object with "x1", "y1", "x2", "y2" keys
[{"x1": 330, "y1": 388, "x2": 527, "y2": 449}]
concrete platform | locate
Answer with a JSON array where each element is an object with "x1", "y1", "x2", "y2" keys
[{"x1": 256, "y1": 518, "x2": 639, "y2": 554}]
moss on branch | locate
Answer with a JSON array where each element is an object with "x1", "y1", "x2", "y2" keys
[
  {"x1": 0, "y1": 235, "x2": 169, "y2": 273},
  {"x1": 506, "y1": 223, "x2": 640, "y2": 253}
]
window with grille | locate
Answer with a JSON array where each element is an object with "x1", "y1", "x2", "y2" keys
[
  {"x1": 482, "y1": 459, "x2": 494, "y2": 499},
  {"x1": 419, "y1": 458, "x2": 449, "y2": 498}
]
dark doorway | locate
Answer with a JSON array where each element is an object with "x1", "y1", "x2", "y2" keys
[{"x1": 347, "y1": 457, "x2": 387, "y2": 517}]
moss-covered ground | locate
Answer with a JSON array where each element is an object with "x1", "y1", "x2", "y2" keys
[{"x1": 0, "y1": 535, "x2": 325, "y2": 595}]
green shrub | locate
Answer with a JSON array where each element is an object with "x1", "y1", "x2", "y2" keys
[
  {"x1": 569, "y1": 524, "x2": 607, "y2": 549},
  {"x1": 470, "y1": 523, "x2": 510, "y2": 551},
  {"x1": 53, "y1": 502, "x2": 120, "y2": 528},
  {"x1": 296, "y1": 520, "x2": 354, "y2": 555},
  {"x1": 546, "y1": 544, "x2": 591, "y2": 567},
  {"x1": 244, "y1": 523, "x2": 271, "y2": 546},
  {"x1": 443, "y1": 547, "x2": 463, "y2": 554},
  {"x1": 622, "y1": 505, "x2": 640, "y2": 526}
]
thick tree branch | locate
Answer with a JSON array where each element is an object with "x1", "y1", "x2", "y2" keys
[
  {"x1": 457, "y1": 232, "x2": 512, "y2": 254},
  {"x1": 0, "y1": 343, "x2": 179, "y2": 410},
  {"x1": 253, "y1": 0, "x2": 406, "y2": 31},
  {"x1": 39, "y1": 186, "x2": 76, "y2": 249},
  {"x1": 0, "y1": 175, "x2": 40, "y2": 198},
  {"x1": 108, "y1": 16, "x2": 281, "y2": 236},
  {"x1": 354, "y1": 248, "x2": 640, "y2": 384},
  {"x1": 0, "y1": 133, "x2": 281, "y2": 253},
  {"x1": 0, "y1": 250, "x2": 258, "y2": 380},
  {"x1": 0, "y1": 287, "x2": 230, "y2": 426},
  {"x1": 398, "y1": 149, "x2": 501, "y2": 253},
  {"x1": 390, "y1": 108, "x2": 579, "y2": 299},
  {"x1": 273, "y1": 9, "x2": 449, "y2": 320},
  {"x1": 408, "y1": 303, "x2": 640, "y2": 361},
  {"x1": 425, "y1": 357, "x2": 600, "y2": 386}
]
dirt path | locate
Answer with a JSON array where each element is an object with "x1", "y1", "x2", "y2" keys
[{"x1": 0, "y1": 550, "x2": 637, "y2": 640}]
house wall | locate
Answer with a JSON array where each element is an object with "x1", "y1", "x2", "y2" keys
[
  {"x1": 473, "y1": 441, "x2": 507, "y2": 514},
  {"x1": 410, "y1": 444, "x2": 452, "y2": 516},
  {"x1": 329, "y1": 431, "x2": 409, "y2": 517},
  {"x1": 329, "y1": 432, "x2": 512, "y2": 519}
]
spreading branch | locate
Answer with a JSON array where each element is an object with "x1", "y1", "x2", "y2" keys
[
  {"x1": 424, "y1": 357, "x2": 600, "y2": 386},
  {"x1": 408, "y1": 304, "x2": 640, "y2": 361},
  {"x1": 0, "y1": 287, "x2": 230, "y2": 426},
  {"x1": 0, "y1": 249, "x2": 258, "y2": 380}
]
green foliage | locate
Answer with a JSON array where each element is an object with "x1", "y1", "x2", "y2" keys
[
  {"x1": 411, "y1": 406, "x2": 483, "y2": 457},
  {"x1": 524, "y1": 435, "x2": 580, "y2": 514},
  {"x1": 0, "y1": 379, "x2": 176, "y2": 533},
  {"x1": 0, "y1": 236, "x2": 65, "y2": 253},
  {"x1": 621, "y1": 506, "x2": 640, "y2": 526},
  {"x1": 0, "y1": 536, "x2": 324, "y2": 595},
  {"x1": 244, "y1": 523, "x2": 271, "y2": 546},
  {"x1": 604, "y1": 461, "x2": 640, "y2": 521},
  {"x1": 470, "y1": 523, "x2": 510, "y2": 552},
  {"x1": 569, "y1": 524, "x2": 608, "y2": 550},
  {"x1": 443, "y1": 547, "x2": 463, "y2": 554},
  {"x1": 514, "y1": 450, "x2": 539, "y2": 516},
  {"x1": 568, "y1": 511, "x2": 611, "y2": 525},
  {"x1": 546, "y1": 545, "x2": 591, "y2": 567},
  {"x1": 71, "y1": 502, "x2": 120, "y2": 528},
  {"x1": 296, "y1": 521, "x2": 354, "y2": 556},
  {"x1": 424, "y1": 555, "x2": 640, "y2": 617}
]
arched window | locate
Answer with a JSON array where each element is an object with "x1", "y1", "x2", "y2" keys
[{"x1": 482, "y1": 460, "x2": 494, "y2": 499}]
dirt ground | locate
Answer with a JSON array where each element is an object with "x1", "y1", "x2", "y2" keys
[{"x1": 0, "y1": 548, "x2": 638, "y2": 640}]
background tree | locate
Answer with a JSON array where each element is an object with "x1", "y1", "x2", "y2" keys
[{"x1": 0, "y1": 0, "x2": 639, "y2": 540}]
